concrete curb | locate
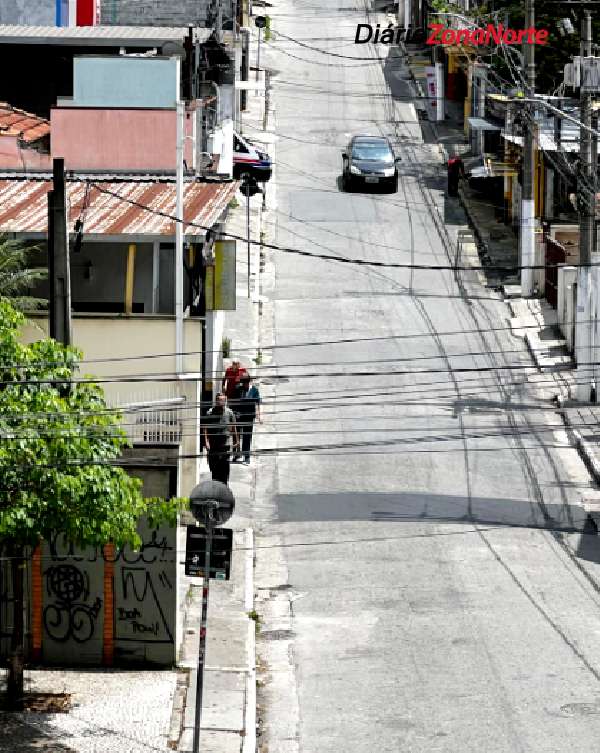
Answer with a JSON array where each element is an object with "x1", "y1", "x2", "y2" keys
[
  {"x1": 243, "y1": 528, "x2": 256, "y2": 753},
  {"x1": 556, "y1": 395, "x2": 600, "y2": 528}
]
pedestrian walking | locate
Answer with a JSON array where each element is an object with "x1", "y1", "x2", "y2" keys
[
  {"x1": 233, "y1": 376, "x2": 262, "y2": 464},
  {"x1": 203, "y1": 393, "x2": 239, "y2": 485},
  {"x1": 222, "y1": 359, "x2": 249, "y2": 400}
]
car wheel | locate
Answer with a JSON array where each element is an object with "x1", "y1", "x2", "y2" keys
[
  {"x1": 387, "y1": 176, "x2": 398, "y2": 193},
  {"x1": 342, "y1": 175, "x2": 351, "y2": 192}
]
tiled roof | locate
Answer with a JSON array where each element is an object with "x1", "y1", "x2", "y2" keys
[
  {"x1": 0, "y1": 178, "x2": 238, "y2": 236},
  {"x1": 0, "y1": 103, "x2": 50, "y2": 143}
]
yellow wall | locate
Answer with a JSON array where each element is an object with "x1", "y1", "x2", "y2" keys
[{"x1": 21, "y1": 314, "x2": 203, "y2": 384}]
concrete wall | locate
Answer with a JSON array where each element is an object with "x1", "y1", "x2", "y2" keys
[
  {"x1": 40, "y1": 508, "x2": 178, "y2": 667},
  {"x1": 0, "y1": 0, "x2": 55, "y2": 24},
  {"x1": 72, "y1": 56, "x2": 179, "y2": 109},
  {"x1": 0, "y1": 135, "x2": 52, "y2": 170},
  {"x1": 0, "y1": 476, "x2": 180, "y2": 668},
  {"x1": 41, "y1": 537, "x2": 106, "y2": 665},
  {"x1": 205, "y1": 309, "x2": 224, "y2": 397},
  {"x1": 100, "y1": 0, "x2": 214, "y2": 26},
  {"x1": 112, "y1": 504, "x2": 178, "y2": 666},
  {"x1": 22, "y1": 315, "x2": 204, "y2": 380},
  {"x1": 0, "y1": 0, "x2": 86, "y2": 26},
  {"x1": 51, "y1": 108, "x2": 195, "y2": 170}
]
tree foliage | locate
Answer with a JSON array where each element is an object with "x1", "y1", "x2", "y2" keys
[
  {"x1": 486, "y1": 1, "x2": 598, "y2": 94},
  {"x1": 0, "y1": 299, "x2": 189, "y2": 706},
  {"x1": 0, "y1": 299, "x2": 179, "y2": 550},
  {"x1": 0, "y1": 236, "x2": 47, "y2": 312}
]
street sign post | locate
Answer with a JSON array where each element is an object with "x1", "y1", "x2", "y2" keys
[
  {"x1": 188, "y1": 480, "x2": 235, "y2": 753},
  {"x1": 185, "y1": 526, "x2": 233, "y2": 580}
]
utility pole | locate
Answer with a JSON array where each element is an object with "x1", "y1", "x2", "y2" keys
[
  {"x1": 576, "y1": 10, "x2": 595, "y2": 400},
  {"x1": 48, "y1": 157, "x2": 71, "y2": 346},
  {"x1": 217, "y1": 1, "x2": 223, "y2": 43},
  {"x1": 188, "y1": 480, "x2": 235, "y2": 753},
  {"x1": 176, "y1": 99, "x2": 185, "y2": 375},
  {"x1": 520, "y1": 0, "x2": 536, "y2": 297},
  {"x1": 256, "y1": 23, "x2": 262, "y2": 82},
  {"x1": 240, "y1": 28, "x2": 250, "y2": 113}
]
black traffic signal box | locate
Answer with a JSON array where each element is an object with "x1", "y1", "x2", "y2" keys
[{"x1": 185, "y1": 526, "x2": 233, "y2": 580}]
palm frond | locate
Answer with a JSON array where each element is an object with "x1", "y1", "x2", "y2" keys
[{"x1": 0, "y1": 236, "x2": 47, "y2": 310}]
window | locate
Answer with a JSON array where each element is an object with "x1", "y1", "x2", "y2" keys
[
  {"x1": 351, "y1": 142, "x2": 393, "y2": 162},
  {"x1": 234, "y1": 136, "x2": 249, "y2": 154}
]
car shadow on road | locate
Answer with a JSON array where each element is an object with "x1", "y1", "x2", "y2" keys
[{"x1": 336, "y1": 175, "x2": 396, "y2": 195}]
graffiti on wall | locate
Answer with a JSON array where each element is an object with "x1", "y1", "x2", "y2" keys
[
  {"x1": 116, "y1": 567, "x2": 173, "y2": 643},
  {"x1": 0, "y1": 466, "x2": 179, "y2": 666},
  {"x1": 43, "y1": 564, "x2": 102, "y2": 643}
]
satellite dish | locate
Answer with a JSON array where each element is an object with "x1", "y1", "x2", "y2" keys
[{"x1": 161, "y1": 41, "x2": 185, "y2": 57}]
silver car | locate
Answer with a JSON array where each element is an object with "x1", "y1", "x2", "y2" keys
[{"x1": 342, "y1": 135, "x2": 400, "y2": 193}]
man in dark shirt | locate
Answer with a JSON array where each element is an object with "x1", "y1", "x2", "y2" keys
[
  {"x1": 232, "y1": 376, "x2": 262, "y2": 464},
  {"x1": 203, "y1": 393, "x2": 238, "y2": 485}
]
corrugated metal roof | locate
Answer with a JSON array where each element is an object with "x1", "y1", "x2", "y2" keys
[
  {"x1": 0, "y1": 103, "x2": 50, "y2": 143},
  {"x1": 0, "y1": 179, "x2": 238, "y2": 236},
  {"x1": 0, "y1": 25, "x2": 211, "y2": 46}
]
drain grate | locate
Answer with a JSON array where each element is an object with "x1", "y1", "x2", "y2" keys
[
  {"x1": 260, "y1": 629, "x2": 295, "y2": 641},
  {"x1": 561, "y1": 702, "x2": 600, "y2": 716}
]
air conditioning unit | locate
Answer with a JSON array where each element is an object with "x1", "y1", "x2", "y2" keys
[
  {"x1": 563, "y1": 58, "x2": 580, "y2": 88},
  {"x1": 581, "y1": 57, "x2": 600, "y2": 93}
]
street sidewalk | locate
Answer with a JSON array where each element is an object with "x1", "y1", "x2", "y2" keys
[
  {"x1": 404, "y1": 44, "x2": 520, "y2": 289},
  {"x1": 173, "y1": 527, "x2": 255, "y2": 753},
  {"x1": 402, "y1": 41, "x2": 600, "y2": 530},
  {"x1": 172, "y1": 46, "x2": 278, "y2": 753},
  {"x1": 0, "y1": 38, "x2": 275, "y2": 753}
]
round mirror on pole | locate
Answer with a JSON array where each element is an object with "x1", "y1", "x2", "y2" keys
[{"x1": 189, "y1": 479, "x2": 235, "y2": 526}]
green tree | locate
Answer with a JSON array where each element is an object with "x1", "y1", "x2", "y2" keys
[
  {"x1": 0, "y1": 300, "x2": 176, "y2": 708},
  {"x1": 0, "y1": 236, "x2": 47, "y2": 312},
  {"x1": 488, "y1": 1, "x2": 597, "y2": 93}
]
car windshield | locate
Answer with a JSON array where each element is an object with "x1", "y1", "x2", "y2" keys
[{"x1": 352, "y1": 142, "x2": 393, "y2": 162}]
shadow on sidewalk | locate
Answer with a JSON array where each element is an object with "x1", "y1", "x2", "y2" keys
[
  {"x1": 0, "y1": 717, "x2": 76, "y2": 752},
  {"x1": 575, "y1": 519, "x2": 600, "y2": 564}
]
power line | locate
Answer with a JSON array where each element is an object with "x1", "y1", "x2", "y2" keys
[
  {"x1": 0, "y1": 316, "x2": 595, "y2": 370},
  {"x1": 89, "y1": 182, "x2": 600, "y2": 273},
  {"x1": 0, "y1": 360, "x2": 583, "y2": 386}
]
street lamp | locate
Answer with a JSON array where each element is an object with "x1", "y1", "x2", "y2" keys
[{"x1": 189, "y1": 479, "x2": 235, "y2": 753}]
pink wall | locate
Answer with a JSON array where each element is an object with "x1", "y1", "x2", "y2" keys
[
  {"x1": 0, "y1": 135, "x2": 52, "y2": 170},
  {"x1": 51, "y1": 108, "x2": 195, "y2": 170}
]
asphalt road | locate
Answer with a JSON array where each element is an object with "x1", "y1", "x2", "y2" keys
[{"x1": 255, "y1": 2, "x2": 600, "y2": 751}]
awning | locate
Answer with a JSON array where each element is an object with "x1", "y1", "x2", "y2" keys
[
  {"x1": 502, "y1": 131, "x2": 580, "y2": 152},
  {"x1": 463, "y1": 155, "x2": 516, "y2": 179},
  {"x1": 0, "y1": 25, "x2": 211, "y2": 47},
  {"x1": 468, "y1": 117, "x2": 501, "y2": 131}
]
